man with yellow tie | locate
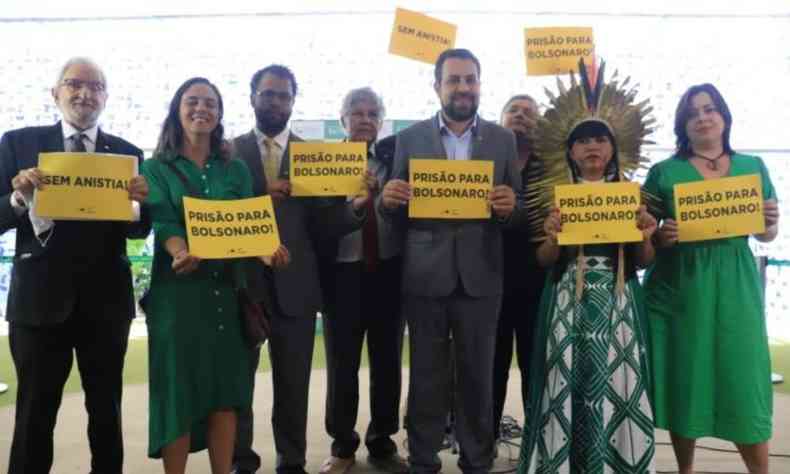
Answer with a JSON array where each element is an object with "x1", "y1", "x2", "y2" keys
[{"x1": 231, "y1": 64, "x2": 369, "y2": 474}]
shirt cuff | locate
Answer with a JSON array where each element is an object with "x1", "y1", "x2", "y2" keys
[
  {"x1": 10, "y1": 191, "x2": 27, "y2": 215},
  {"x1": 132, "y1": 201, "x2": 141, "y2": 222}
]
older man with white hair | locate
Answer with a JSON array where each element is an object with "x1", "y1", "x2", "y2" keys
[
  {"x1": 318, "y1": 87, "x2": 408, "y2": 474},
  {"x1": 0, "y1": 57, "x2": 149, "y2": 474}
]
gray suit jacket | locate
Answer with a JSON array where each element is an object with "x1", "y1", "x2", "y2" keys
[
  {"x1": 382, "y1": 115, "x2": 525, "y2": 298},
  {"x1": 232, "y1": 130, "x2": 364, "y2": 317}
]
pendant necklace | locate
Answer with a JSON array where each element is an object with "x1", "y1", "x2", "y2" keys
[{"x1": 694, "y1": 151, "x2": 727, "y2": 171}]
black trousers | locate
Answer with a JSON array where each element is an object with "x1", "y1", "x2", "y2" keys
[
  {"x1": 492, "y1": 280, "x2": 544, "y2": 439},
  {"x1": 8, "y1": 313, "x2": 131, "y2": 474},
  {"x1": 322, "y1": 257, "x2": 405, "y2": 458},
  {"x1": 234, "y1": 311, "x2": 317, "y2": 473},
  {"x1": 404, "y1": 286, "x2": 501, "y2": 474}
]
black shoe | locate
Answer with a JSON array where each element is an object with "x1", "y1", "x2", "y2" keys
[
  {"x1": 367, "y1": 453, "x2": 409, "y2": 473},
  {"x1": 234, "y1": 470, "x2": 256, "y2": 474}
]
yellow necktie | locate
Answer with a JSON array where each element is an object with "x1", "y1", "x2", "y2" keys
[{"x1": 263, "y1": 137, "x2": 281, "y2": 184}]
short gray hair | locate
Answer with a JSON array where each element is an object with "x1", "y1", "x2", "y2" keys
[
  {"x1": 54, "y1": 57, "x2": 107, "y2": 91},
  {"x1": 340, "y1": 87, "x2": 385, "y2": 123}
]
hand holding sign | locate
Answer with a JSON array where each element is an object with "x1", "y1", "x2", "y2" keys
[
  {"x1": 490, "y1": 185, "x2": 516, "y2": 219},
  {"x1": 636, "y1": 205, "x2": 658, "y2": 242},
  {"x1": 763, "y1": 200, "x2": 779, "y2": 228},
  {"x1": 382, "y1": 179, "x2": 412, "y2": 209},
  {"x1": 543, "y1": 207, "x2": 562, "y2": 244},
  {"x1": 261, "y1": 244, "x2": 290, "y2": 268},
  {"x1": 351, "y1": 170, "x2": 378, "y2": 211},
  {"x1": 654, "y1": 219, "x2": 678, "y2": 248},
  {"x1": 172, "y1": 249, "x2": 201, "y2": 275},
  {"x1": 128, "y1": 175, "x2": 149, "y2": 203},
  {"x1": 268, "y1": 179, "x2": 292, "y2": 201},
  {"x1": 12, "y1": 167, "x2": 45, "y2": 194}
]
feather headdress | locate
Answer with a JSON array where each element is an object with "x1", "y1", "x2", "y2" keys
[{"x1": 525, "y1": 59, "x2": 656, "y2": 240}]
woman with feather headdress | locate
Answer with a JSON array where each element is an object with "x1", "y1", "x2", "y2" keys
[{"x1": 517, "y1": 60, "x2": 658, "y2": 473}]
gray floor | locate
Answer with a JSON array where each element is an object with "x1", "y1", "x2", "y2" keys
[{"x1": 1, "y1": 369, "x2": 788, "y2": 473}]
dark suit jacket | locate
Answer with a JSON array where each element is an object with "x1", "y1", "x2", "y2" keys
[
  {"x1": 0, "y1": 122, "x2": 150, "y2": 326},
  {"x1": 232, "y1": 130, "x2": 364, "y2": 318},
  {"x1": 381, "y1": 115, "x2": 526, "y2": 298}
]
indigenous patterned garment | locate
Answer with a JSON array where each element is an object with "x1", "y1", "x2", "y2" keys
[{"x1": 518, "y1": 245, "x2": 655, "y2": 474}]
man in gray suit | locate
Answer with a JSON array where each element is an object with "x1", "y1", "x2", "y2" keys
[
  {"x1": 232, "y1": 64, "x2": 368, "y2": 474},
  {"x1": 380, "y1": 48, "x2": 524, "y2": 474}
]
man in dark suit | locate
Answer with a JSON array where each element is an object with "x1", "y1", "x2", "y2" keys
[
  {"x1": 492, "y1": 94, "x2": 546, "y2": 449},
  {"x1": 0, "y1": 57, "x2": 150, "y2": 474},
  {"x1": 318, "y1": 88, "x2": 407, "y2": 474},
  {"x1": 380, "y1": 49, "x2": 525, "y2": 474},
  {"x1": 232, "y1": 64, "x2": 368, "y2": 474}
]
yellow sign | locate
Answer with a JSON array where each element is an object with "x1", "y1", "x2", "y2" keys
[
  {"x1": 409, "y1": 159, "x2": 493, "y2": 219},
  {"x1": 524, "y1": 27, "x2": 595, "y2": 76},
  {"x1": 34, "y1": 152, "x2": 136, "y2": 221},
  {"x1": 290, "y1": 142, "x2": 368, "y2": 197},
  {"x1": 183, "y1": 195, "x2": 281, "y2": 259},
  {"x1": 674, "y1": 174, "x2": 764, "y2": 242},
  {"x1": 388, "y1": 8, "x2": 457, "y2": 64},
  {"x1": 555, "y1": 182, "x2": 642, "y2": 245}
]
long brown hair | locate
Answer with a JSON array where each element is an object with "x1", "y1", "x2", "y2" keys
[{"x1": 155, "y1": 77, "x2": 229, "y2": 160}]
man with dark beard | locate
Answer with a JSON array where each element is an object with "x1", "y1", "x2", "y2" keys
[
  {"x1": 231, "y1": 64, "x2": 369, "y2": 474},
  {"x1": 492, "y1": 94, "x2": 546, "y2": 453},
  {"x1": 380, "y1": 49, "x2": 526, "y2": 474}
]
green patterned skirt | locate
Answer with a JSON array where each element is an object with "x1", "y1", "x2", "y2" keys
[{"x1": 518, "y1": 257, "x2": 655, "y2": 474}]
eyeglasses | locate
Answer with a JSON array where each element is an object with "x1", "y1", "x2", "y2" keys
[
  {"x1": 253, "y1": 89, "x2": 293, "y2": 102},
  {"x1": 60, "y1": 78, "x2": 106, "y2": 93}
]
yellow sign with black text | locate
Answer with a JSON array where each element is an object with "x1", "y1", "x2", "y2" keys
[
  {"x1": 409, "y1": 159, "x2": 493, "y2": 219},
  {"x1": 524, "y1": 27, "x2": 595, "y2": 76},
  {"x1": 34, "y1": 152, "x2": 136, "y2": 221},
  {"x1": 674, "y1": 174, "x2": 764, "y2": 242},
  {"x1": 388, "y1": 8, "x2": 457, "y2": 64},
  {"x1": 290, "y1": 142, "x2": 367, "y2": 197},
  {"x1": 183, "y1": 195, "x2": 281, "y2": 259},
  {"x1": 555, "y1": 182, "x2": 642, "y2": 245}
]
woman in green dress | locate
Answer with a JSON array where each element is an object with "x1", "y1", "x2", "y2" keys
[
  {"x1": 519, "y1": 118, "x2": 658, "y2": 473},
  {"x1": 142, "y1": 77, "x2": 288, "y2": 473},
  {"x1": 644, "y1": 83, "x2": 780, "y2": 474}
]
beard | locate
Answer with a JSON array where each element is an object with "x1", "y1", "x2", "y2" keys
[
  {"x1": 255, "y1": 107, "x2": 290, "y2": 136},
  {"x1": 441, "y1": 93, "x2": 478, "y2": 122}
]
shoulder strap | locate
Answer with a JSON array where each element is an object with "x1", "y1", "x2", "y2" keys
[{"x1": 164, "y1": 160, "x2": 201, "y2": 198}]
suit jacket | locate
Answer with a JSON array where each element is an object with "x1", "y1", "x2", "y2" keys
[
  {"x1": 381, "y1": 115, "x2": 526, "y2": 298},
  {"x1": 232, "y1": 130, "x2": 364, "y2": 318},
  {"x1": 0, "y1": 122, "x2": 150, "y2": 326}
]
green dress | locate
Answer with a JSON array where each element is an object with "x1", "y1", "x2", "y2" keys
[
  {"x1": 642, "y1": 153, "x2": 776, "y2": 443},
  {"x1": 142, "y1": 152, "x2": 254, "y2": 458},
  {"x1": 518, "y1": 245, "x2": 655, "y2": 473}
]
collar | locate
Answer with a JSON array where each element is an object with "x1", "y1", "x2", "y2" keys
[
  {"x1": 254, "y1": 126, "x2": 290, "y2": 150},
  {"x1": 61, "y1": 121, "x2": 99, "y2": 145},
  {"x1": 344, "y1": 138, "x2": 377, "y2": 158},
  {"x1": 437, "y1": 112, "x2": 478, "y2": 138}
]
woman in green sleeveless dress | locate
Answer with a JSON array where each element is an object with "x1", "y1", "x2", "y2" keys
[
  {"x1": 518, "y1": 118, "x2": 658, "y2": 473},
  {"x1": 644, "y1": 84, "x2": 780, "y2": 474},
  {"x1": 143, "y1": 77, "x2": 287, "y2": 473}
]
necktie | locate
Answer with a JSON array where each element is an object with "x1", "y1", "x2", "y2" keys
[
  {"x1": 362, "y1": 159, "x2": 379, "y2": 272},
  {"x1": 71, "y1": 133, "x2": 87, "y2": 152},
  {"x1": 262, "y1": 137, "x2": 281, "y2": 185}
]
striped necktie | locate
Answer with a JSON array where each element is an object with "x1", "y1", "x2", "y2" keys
[{"x1": 71, "y1": 133, "x2": 87, "y2": 152}]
